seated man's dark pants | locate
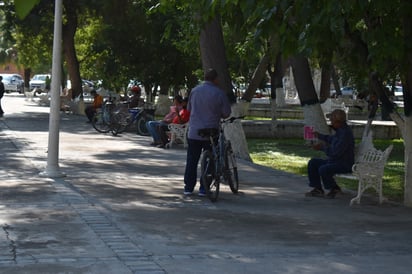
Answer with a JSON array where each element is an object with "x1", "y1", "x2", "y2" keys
[{"x1": 308, "y1": 158, "x2": 352, "y2": 190}]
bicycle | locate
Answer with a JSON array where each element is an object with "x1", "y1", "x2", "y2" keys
[
  {"x1": 92, "y1": 99, "x2": 155, "y2": 136},
  {"x1": 91, "y1": 98, "x2": 118, "y2": 134},
  {"x1": 198, "y1": 116, "x2": 242, "y2": 202},
  {"x1": 110, "y1": 102, "x2": 155, "y2": 136}
]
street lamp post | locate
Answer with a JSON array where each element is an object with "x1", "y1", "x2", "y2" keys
[{"x1": 40, "y1": 0, "x2": 65, "y2": 178}]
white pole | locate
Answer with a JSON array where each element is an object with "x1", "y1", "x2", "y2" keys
[{"x1": 40, "y1": 0, "x2": 65, "y2": 178}]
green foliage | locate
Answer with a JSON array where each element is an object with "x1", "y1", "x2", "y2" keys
[
  {"x1": 14, "y1": 0, "x2": 40, "y2": 20},
  {"x1": 4, "y1": 0, "x2": 55, "y2": 73},
  {"x1": 75, "y1": 15, "x2": 106, "y2": 81},
  {"x1": 4, "y1": 0, "x2": 412, "y2": 104},
  {"x1": 93, "y1": 0, "x2": 200, "y2": 93}
]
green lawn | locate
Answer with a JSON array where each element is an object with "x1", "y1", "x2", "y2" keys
[{"x1": 247, "y1": 138, "x2": 405, "y2": 202}]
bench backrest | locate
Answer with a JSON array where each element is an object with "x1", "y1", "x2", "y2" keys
[
  {"x1": 354, "y1": 130, "x2": 374, "y2": 162},
  {"x1": 353, "y1": 144, "x2": 393, "y2": 176}
]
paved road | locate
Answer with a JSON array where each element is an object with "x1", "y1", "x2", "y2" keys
[{"x1": 1, "y1": 93, "x2": 412, "y2": 274}]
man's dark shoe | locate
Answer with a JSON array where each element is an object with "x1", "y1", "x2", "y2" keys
[
  {"x1": 305, "y1": 188, "x2": 324, "y2": 197},
  {"x1": 326, "y1": 185, "x2": 342, "y2": 199}
]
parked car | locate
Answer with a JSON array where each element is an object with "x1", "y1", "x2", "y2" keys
[
  {"x1": 29, "y1": 74, "x2": 51, "y2": 94},
  {"x1": 1, "y1": 73, "x2": 24, "y2": 93},
  {"x1": 330, "y1": 86, "x2": 357, "y2": 99},
  {"x1": 255, "y1": 83, "x2": 271, "y2": 98},
  {"x1": 386, "y1": 85, "x2": 403, "y2": 101},
  {"x1": 66, "y1": 79, "x2": 96, "y2": 97}
]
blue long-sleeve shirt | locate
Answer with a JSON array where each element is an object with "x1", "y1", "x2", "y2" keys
[
  {"x1": 317, "y1": 123, "x2": 355, "y2": 169},
  {"x1": 187, "y1": 81, "x2": 231, "y2": 140}
]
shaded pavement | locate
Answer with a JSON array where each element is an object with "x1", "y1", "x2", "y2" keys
[{"x1": 1, "y1": 93, "x2": 412, "y2": 274}]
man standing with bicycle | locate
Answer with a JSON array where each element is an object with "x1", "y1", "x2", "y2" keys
[{"x1": 183, "y1": 68, "x2": 231, "y2": 196}]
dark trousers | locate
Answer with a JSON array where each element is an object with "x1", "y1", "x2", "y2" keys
[
  {"x1": 158, "y1": 124, "x2": 170, "y2": 145},
  {"x1": 85, "y1": 106, "x2": 96, "y2": 121},
  {"x1": 0, "y1": 97, "x2": 4, "y2": 115},
  {"x1": 183, "y1": 138, "x2": 211, "y2": 192},
  {"x1": 307, "y1": 158, "x2": 352, "y2": 190}
]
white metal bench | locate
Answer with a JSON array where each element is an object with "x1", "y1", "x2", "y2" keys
[
  {"x1": 349, "y1": 144, "x2": 393, "y2": 205},
  {"x1": 38, "y1": 93, "x2": 50, "y2": 106},
  {"x1": 24, "y1": 90, "x2": 34, "y2": 101},
  {"x1": 165, "y1": 123, "x2": 188, "y2": 148},
  {"x1": 335, "y1": 131, "x2": 393, "y2": 206}
]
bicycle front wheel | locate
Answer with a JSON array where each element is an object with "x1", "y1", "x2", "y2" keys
[
  {"x1": 224, "y1": 142, "x2": 239, "y2": 193},
  {"x1": 111, "y1": 111, "x2": 129, "y2": 135},
  {"x1": 92, "y1": 110, "x2": 110, "y2": 133},
  {"x1": 136, "y1": 113, "x2": 154, "y2": 136},
  {"x1": 200, "y1": 150, "x2": 219, "y2": 202}
]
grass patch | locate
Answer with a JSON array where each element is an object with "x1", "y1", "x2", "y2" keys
[
  {"x1": 247, "y1": 138, "x2": 405, "y2": 202},
  {"x1": 245, "y1": 116, "x2": 271, "y2": 120}
]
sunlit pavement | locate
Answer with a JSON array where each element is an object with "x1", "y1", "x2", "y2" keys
[{"x1": 1, "y1": 93, "x2": 412, "y2": 274}]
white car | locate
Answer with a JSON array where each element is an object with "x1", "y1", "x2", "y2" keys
[
  {"x1": 29, "y1": 74, "x2": 51, "y2": 93},
  {"x1": 1, "y1": 73, "x2": 24, "y2": 93},
  {"x1": 386, "y1": 85, "x2": 403, "y2": 101}
]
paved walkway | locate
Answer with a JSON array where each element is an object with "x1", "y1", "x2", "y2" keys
[{"x1": 1, "y1": 93, "x2": 412, "y2": 274}]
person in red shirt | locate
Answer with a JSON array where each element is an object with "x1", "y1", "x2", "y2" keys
[
  {"x1": 157, "y1": 97, "x2": 190, "y2": 148},
  {"x1": 146, "y1": 95, "x2": 183, "y2": 146}
]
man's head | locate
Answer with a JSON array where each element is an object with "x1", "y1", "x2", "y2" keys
[
  {"x1": 173, "y1": 95, "x2": 183, "y2": 106},
  {"x1": 90, "y1": 90, "x2": 97, "y2": 97},
  {"x1": 131, "y1": 85, "x2": 141, "y2": 95},
  {"x1": 329, "y1": 109, "x2": 347, "y2": 129},
  {"x1": 204, "y1": 68, "x2": 218, "y2": 83}
]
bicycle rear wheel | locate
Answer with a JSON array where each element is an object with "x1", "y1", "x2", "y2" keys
[
  {"x1": 200, "y1": 150, "x2": 219, "y2": 202},
  {"x1": 136, "y1": 113, "x2": 154, "y2": 136},
  {"x1": 92, "y1": 110, "x2": 110, "y2": 133},
  {"x1": 224, "y1": 141, "x2": 239, "y2": 193}
]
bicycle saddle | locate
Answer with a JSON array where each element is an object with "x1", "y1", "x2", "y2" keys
[{"x1": 198, "y1": 128, "x2": 219, "y2": 138}]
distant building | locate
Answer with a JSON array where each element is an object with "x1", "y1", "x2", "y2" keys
[{"x1": 0, "y1": 63, "x2": 24, "y2": 76}]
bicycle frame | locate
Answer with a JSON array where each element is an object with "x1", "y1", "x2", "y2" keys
[
  {"x1": 199, "y1": 116, "x2": 242, "y2": 202},
  {"x1": 114, "y1": 105, "x2": 154, "y2": 136},
  {"x1": 206, "y1": 127, "x2": 226, "y2": 182},
  {"x1": 125, "y1": 108, "x2": 144, "y2": 124}
]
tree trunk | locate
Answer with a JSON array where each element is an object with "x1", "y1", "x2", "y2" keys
[
  {"x1": 199, "y1": 15, "x2": 250, "y2": 161},
  {"x1": 289, "y1": 55, "x2": 329, "y2": 134},
  {"x1": 319, "y1": 63, "x2": 331, "y2": 103},
  {"x1": 404, "y1": 116, "x2": 412, "y2": 207},
  {"x1": 24, "y1": 68, "x2": 31, "y2": 89},
  {"x1": 269, "y1": 53, "x2": 286, "y2": 109},
  {"x1": 331, "y1": 65, "x2": 341, "y2": 97},
  {"x1": 63, "y1": 1, "x2": 82, "y2": 99},
  {"x1": 402, "y1": 15, "x2": 412, "y2": 205},
  {"x1": 242, "y1": 54, "x2": 270, "y2": 102},
  {"x1": 199, "y1": 16, "x2": 235, "y2": 103}
]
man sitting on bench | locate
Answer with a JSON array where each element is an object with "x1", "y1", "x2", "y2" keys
[{"x1": 306, "y1": 109, "x2": 355, "y2": 198}]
